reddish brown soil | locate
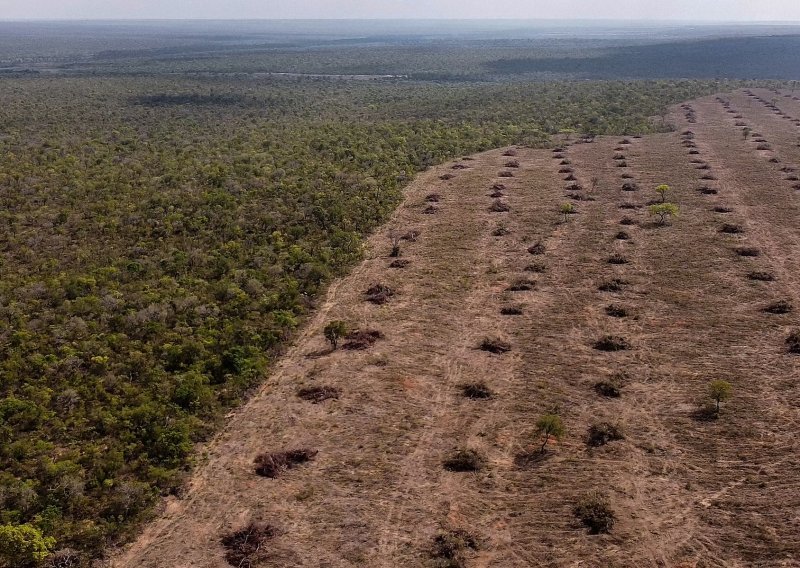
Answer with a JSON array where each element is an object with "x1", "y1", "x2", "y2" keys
[{"x1": 113, "y1": 90, "x2": 800, "y2": 567}]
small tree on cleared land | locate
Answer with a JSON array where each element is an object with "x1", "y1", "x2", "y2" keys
[
  {"x1": 655, "y1": 184, "x2": 670, "y2": 203},
  {"x1": 560, "y1": 202, "x2": 575, "y2": 222},
  {"x1": 708, "y1": 380, "x2": 732, "y2": 414},
  {"x1": 649, "y1": 203, "x2": 679, "y2": 225},
  {"x1": 387, "y1": 229, "x2": 401, "y2": 257},
  {"x1": 535, "y1": 413, "x2": 565, "y2": 454},
  {"x1": 323, "y1": 320, "x2": 348, "y2": 350},
  {"x1": 742, "y1": 126, "x2": 752, "y2": 140}
]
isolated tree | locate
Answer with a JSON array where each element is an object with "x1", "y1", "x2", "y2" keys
[
  {"x1": 708, "y1": 380, "x2": 732, "y2": 414},
  {"x1": 655, "y1": 184, "x2": 670, "y2": 203},
  {"x1": 535, "y1": 413, "x2": 565, "y2": 454},
  {"x1": 323, "y1": 320, "x2": 348, "y2": 350},
  {"x1": 742, "y1": 126, "x2": 752, "y2": 141},
  {"x1": 560, "y1": 202, "x2": 575, "y2": 223},
  {"x1": 559, "y1": 128, "x2": 576, "y2": 141},
  {"x1": 648, "y1": 203, "x2": 679, "y2": 225}
]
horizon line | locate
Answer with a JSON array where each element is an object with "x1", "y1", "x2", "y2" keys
[{"x1": 2, "y1": 17, "x2": 800, "y2": 24}]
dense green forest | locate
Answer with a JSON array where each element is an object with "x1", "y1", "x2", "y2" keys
[{"x1": 1, "y1": 23, "x2": 796, "y2": 563}]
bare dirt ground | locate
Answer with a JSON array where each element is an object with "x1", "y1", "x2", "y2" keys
[{"x1": 112, "y1": 90, "x2": 800, "y2": 567}]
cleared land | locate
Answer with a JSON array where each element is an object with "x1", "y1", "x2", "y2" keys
[{"x1": 114, "y1": 89, "x2": 800, "y2": 567}]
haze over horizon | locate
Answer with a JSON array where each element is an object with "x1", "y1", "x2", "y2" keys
[{"x1": 1, "y1": 0, "x2": 800, "y2": 22}]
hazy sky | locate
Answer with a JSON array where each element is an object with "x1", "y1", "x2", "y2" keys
[{"x1": 2, "y1": 0, "x2": 800, "y2": 21}]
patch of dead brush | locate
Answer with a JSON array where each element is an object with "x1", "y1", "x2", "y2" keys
[
  {"x1": 365, "y1": 283, "x2": 394, "y2": 304},
  {"x1": 342, "y1": 329, "x2": 384, "y2": 350},
  {"x1": 479, "y1": 337, "x2": 511, "y2": 354},
  {"x1": 297, "y1": 386, "x2": 340, "y2": 403},
  {"x1": 460, "y1": 382, "x2": 492, "y2": 399},
  {"x1": 430, "y1": 529, "x2": 478, "y2": 567},
  {"x1": 254, "y1": 449, "x2": 317, "y2": 478},
  {"x1": 586, "y1": 422, "x2": 625, "y2": 447},
  {"x1": 221, "y1": 523, "x2": 276, "y2": 567},
  {"x1": 594, "y1": 335, "x2": 630, "y2": 351},
  {"x1": 442, "y1": 449, "x2": 484, "y2": 472},
  {"x1": 389, "y1": 259, "x2": 410, "y2": 269}
]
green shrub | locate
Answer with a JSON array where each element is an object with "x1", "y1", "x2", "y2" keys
[
  {"x1": 648, "y1": 202, "x2": 679, "y2": 225},
  {"x1": 535, "y1": 414, "x2": 565, "y2": 454},
  {"x1": 708, "y1": 379, "x2": 732, "y2": 414},
  {"x1": 560, "y1": 202, "x2": 576, "y2": 222},
  {"x1": 0, "y1": 523, "x2": 55, "y2": 567}
]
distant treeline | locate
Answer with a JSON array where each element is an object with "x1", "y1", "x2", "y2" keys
[{"x1": 486, "y1": 35, "x2": 800, "y2": 80}]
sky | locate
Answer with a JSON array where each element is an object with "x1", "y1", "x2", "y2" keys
[{"x1": 1, "y1": 0, "x2": 800, "y2": 21}]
